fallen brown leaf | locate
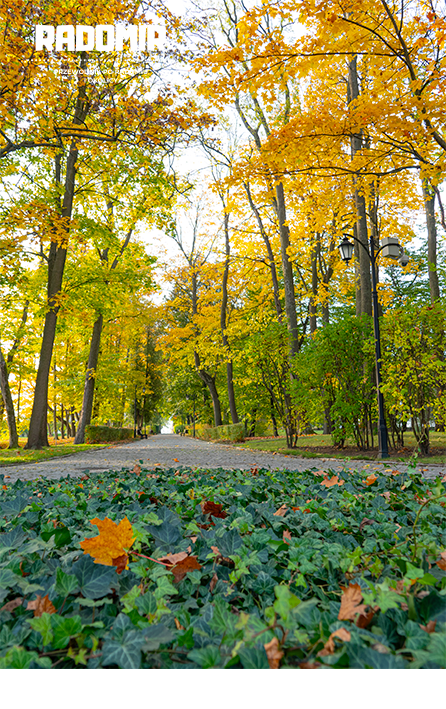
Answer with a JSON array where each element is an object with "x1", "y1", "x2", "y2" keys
[
  {"x1": 273, "y1": 504, "x2": 288, "y2": 516},
  {"x1": 298, "y1": 661, "x2": 321, "y2": 669},
  {"x1": 201, "y1": 500, "x2": 227, "y2": 519},
  {"x1": 359, "y1": 518, "x2": 376, "y2": 533},
  {"x1": 318, "y1": 627, "x2": 351, "y2": 656},
  {"x1": 209, "y1": 572, "x2": 218, "y2": 593},
  {"x1": 112, "y1": 554, "x2": 128, "y2": 575},
  {"x1": 170, "y1": 555, "x2": 202, "y2": 583},
  {"x1": 264, "y1": 637, "x2": 284, "y2": 669},
  {"x1": 0, "y1": 597, "x2": 23, "y2": 613},
  {"x1": 356, "y1": 607, "x2": 377, "y2": 629},
  {"x1": 338, "y1": 583, "x2": 366, "y2": 621},
  {"x1": 420, "y1": 620, "x2": 437, "y2": 633},
  {"x1": 174, "y1": 617, "x2": 185, "y2": 630},
  {"x1": 283, "y1": 530, "x2": 292, "y2": 545},
  {"x1": 436, "y1": 551, "x2": 446, "y2": 571},
  {"x1": 27, "y1": 594, "x2": 56, "y2": 617},
  {"x1": 132, "y1": 464, "x2": 141, "y2": 474},
  {"x1": 158, "y1": 552, "x2": 188, "y2": 566}
]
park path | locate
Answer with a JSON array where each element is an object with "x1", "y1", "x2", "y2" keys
[{"x1": 0, "y1": 434, "x2": 444, "y2": 483}]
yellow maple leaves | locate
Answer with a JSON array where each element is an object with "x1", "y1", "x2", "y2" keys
[{"x1": 80, "y1": 517, "x2": 135, "y2": 573}]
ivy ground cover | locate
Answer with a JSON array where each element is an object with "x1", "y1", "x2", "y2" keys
[{"x1": 0, "y1": 464, "x2": 445, "y2": 669}]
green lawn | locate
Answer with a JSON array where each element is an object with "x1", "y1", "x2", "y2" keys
[
  {"x1": 0, "y1": 438, "x2": 107, "y2": 466},
  {"x1": 235, "y1": 432, "x2": 446, "y2": 464}
]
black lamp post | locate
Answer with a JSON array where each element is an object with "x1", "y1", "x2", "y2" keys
[
  {"x1": 338, "y1": 233, "x2": 409, "y2": 459},
  {"x1": 133, "y1": 384, "x2": 137, "y2": 439},
  {"x1": 142, "y1": 386, "x2": 146, "y2": 436}
]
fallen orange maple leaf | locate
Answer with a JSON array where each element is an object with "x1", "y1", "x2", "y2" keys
[
  {"x1": 364, "y1": 473, "x2": 378, "y2": 486},
  {"x1": 80, "y1": 517, "x2": 135, "y2": 573},
  {"x1": 320, "y1": 475, "x2": 344, "y2": 488},
  {"x1": 27, "y1": 594, "x2": 56, "y2": 617}
]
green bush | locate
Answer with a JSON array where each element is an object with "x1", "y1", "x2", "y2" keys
[
  {"x1": 196, "y1": 422, "x2": 244, "y2": 443},
  {"x1": 84, "y1": 426, "x2": 134, "y2": 444}
]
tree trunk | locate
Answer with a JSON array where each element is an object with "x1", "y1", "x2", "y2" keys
[
  {"x1": 273, "y1": 182, "x2": 300, "y2": 356},
  {"x1": 422, "y1": 180, "x2": 441, "y2": 303},
  {"x1": 220, "y1": 212, "x2": 239, "y2": 424},
  {"x1": 0, "y1": 346, "x2": 19, "y2": 448},
  {"x1": 25, "y1": 68, "x2": 88, "y2": 449},
  {"x1": 194, "y1": 354, "x2": 222, "y2": 427},
  {"x1": 74, "y1": 314, "x2": 104, "y2": 443}
]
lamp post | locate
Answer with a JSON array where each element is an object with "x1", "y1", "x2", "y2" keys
[
  {"x1": 142, "y1": 386, "x2": 146, "y2": 436},
  {"x1": 338, "y1": 233, "x2": 408, "y2": 459},
  {"x1": 133, "y1": 384, "x2": 137, "y2": 439}
]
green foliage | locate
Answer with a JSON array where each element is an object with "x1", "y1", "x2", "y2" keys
[
  {"x1": 84, "y1": 426, "x2": 134, "y2": 444},
  {"x1": 196, "y1": 422, "x2": 244, "y2": 442},
  {"x1": 297, "y1": 315, "x2": 376, "y2": 449},
  {"x1": 381, "y1": 302, "x2": 446, "y2": 454},
  {"x1": 0, "y1": 463, "x2": 444, "y2": 668}
]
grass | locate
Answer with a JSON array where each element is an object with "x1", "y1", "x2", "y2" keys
[
  {"x1": 235, "y1": 431, "x2": 446, "y2": 464},
  {"x1": 0, "y1": 438, "x2": 107, "y2": 466}
]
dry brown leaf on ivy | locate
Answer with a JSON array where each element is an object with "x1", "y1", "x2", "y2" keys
[
  {"x1": 420, "y1": 620, "x2": 437, "y2": 633},
  {"x1": 436, "y1": 551, "x2": 446, "y2": 571},
  {"x1": 112, "y1": 554, "x2": 128, "y2": 575},
  {"x1": 132, "y1": 464, "x2": 141, "y2": 474},
  {"x1": 209, "y1": 572, "x2": 218, "y2": 593},
  {"x1": 264, "y1": 637, "x2": 284, "y2": 669},
  {"x1": 273, "y1": 504, "x2": 288, "y2": 516},
  {"x1": 201, "y1": 500, "x2": 227, "y2": 519},
  {"x1": 80, "y1": 516, "x2": 135, "y2": 568},
  {"x1": 338, "y1": 583, "x2": 366, "y2": 620},
  {"x1": 170, "y1": 555, "x2": 202, "y2": 583},
  {"x1": 27, "y1": 594, "x2": 56, "y2": 617},
  {"x1": 359, "y1": 518, "x2": 376, "y2": 533},
  {"x1": 364, "y1": 473, "x2": 378, "y2": 486},
  {"x1": 320, "y1": 476, "x2": 344, "y2": 488},
  {"x1": 0, "y1": 597, "x2": 23, "y2": 613},
  {"x1": 318, "y1": 627, "x2": 351, "y2": 656},
  {"x1": 356, "y1": 607, "x2": 377, "y2": 629},
  {"x1": 298, "y1": 661, "x2": 321, "y2": 669},
  {"x1": 157, "y1": 552, "x2": 188, "y2": 566},
  {"x1": 283, "y1": 530, "x2": 292, "y2": 544},
  {"x1": 174, "y1": 618, "x2": 185, "y2": 630}
]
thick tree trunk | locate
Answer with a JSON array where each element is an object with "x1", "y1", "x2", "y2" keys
[
  {"x1": 74, "y1": 314, "x2": 103, "y2": 443},
  {"x1": 220, "y1": 212, "x2": 239, "y2": 424},
  {"x1": 25, "y1": 146, "x2": 77, "y2": 449},
  {"x1": 422, "y1": 181, "x2": 441, "y2": 303},
  {"x1": 0, "y1": 346, "x2": 19, "y2": 448},
  {"x1": 274, "y1": 182, "x2": 300, "y2": 356},
  {"x1": 194, "y1": 354, "x2": 222, "y2": 427},
  {"x1": 348, "y1": 56, "x2": 372, "y2": 317},
  {"x1": 26, "y1": 68, "x2": 88, "y2": 449}
]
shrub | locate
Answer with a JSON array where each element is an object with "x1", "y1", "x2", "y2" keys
[
  {"x1": 195, "y1": 423, "x2": 244, "y2": 442},
  {"x1": 84, "y1": 426, "x2": 134, "y2": 444}
]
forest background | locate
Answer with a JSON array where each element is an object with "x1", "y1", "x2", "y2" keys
[{"x1": 0, "y1": 0, "x2": 445, "y2": 463}]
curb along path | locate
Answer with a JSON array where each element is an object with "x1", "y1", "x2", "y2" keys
[{"x1": 0, "y1": 434, "x2": 444, "y2": 483}]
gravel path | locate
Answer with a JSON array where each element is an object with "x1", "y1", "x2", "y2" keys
[{"x1": 0, "y1": 434, "x2": 444, "y2": 482}]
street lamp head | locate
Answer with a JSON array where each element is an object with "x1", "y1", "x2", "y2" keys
[
  {"x1": 398, "y1": 251, "x2": 409, "y2": 267},
  {"x1": 338, "y1": 235, "x2": 354, "y2": 263}
]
